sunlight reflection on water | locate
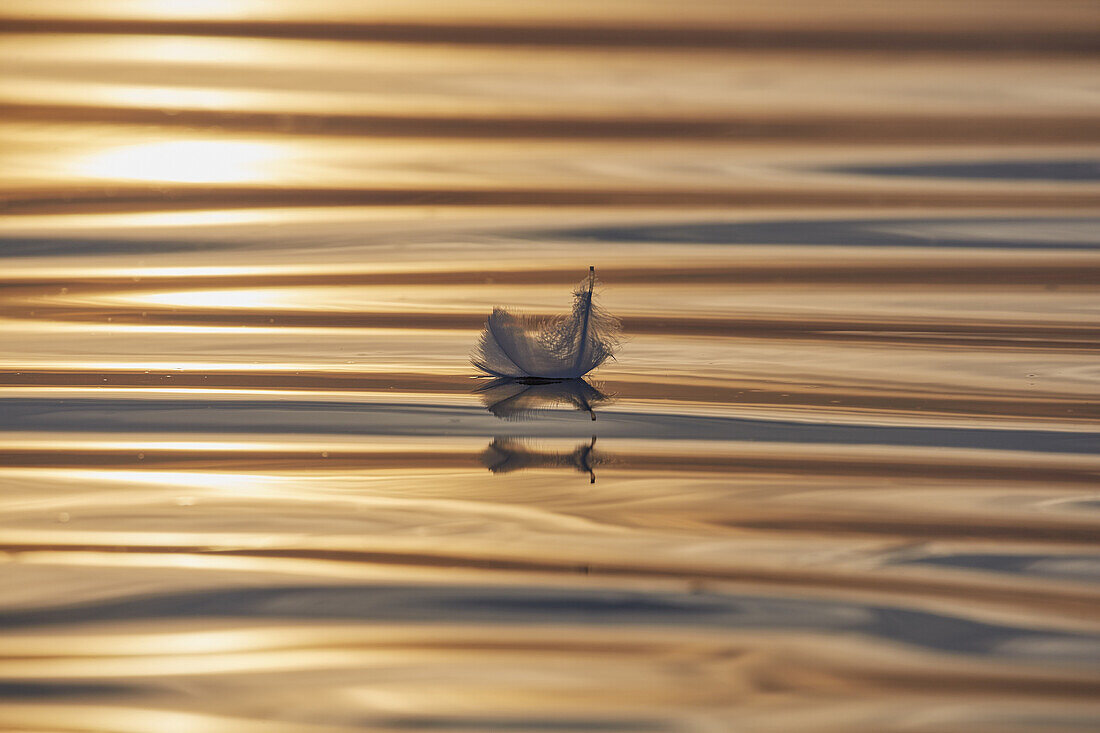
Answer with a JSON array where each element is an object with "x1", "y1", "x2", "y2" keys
[
  {"x1": 77, "y1": 140, "x2": 286, "y2": 184},
  {"x1": 1, "y1": 1, "x2": 1100, "y2": 731}
]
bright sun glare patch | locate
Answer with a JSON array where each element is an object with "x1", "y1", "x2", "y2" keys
[
  {"x1": 121, "y1": 0, "x2": 267, "y2": 20},
  {"x1": 126, "y1": 288, "x2": 288, "y2": 309},
  {"x1": 77, "y1": 140, "x2": 283, "y2": 184}
]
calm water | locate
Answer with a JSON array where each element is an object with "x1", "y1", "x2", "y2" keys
[{"x1": 2, "y1": 2, "x2": 1100, "y2": 731}]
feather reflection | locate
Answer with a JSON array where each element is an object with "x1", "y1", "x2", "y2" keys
[
  {"x1": 474, "y1": 377, "x2": 613, "y2": 421},
  {"x1": 481, "y1": 436, "x2": 602, "y2": 483}
]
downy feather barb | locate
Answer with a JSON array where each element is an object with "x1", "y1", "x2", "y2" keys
[{"x1": 471, "y1": 267, "x2": 621, "y2": 379}]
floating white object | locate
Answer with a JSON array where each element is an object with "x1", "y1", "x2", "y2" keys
[{"x1": 472, "y1": 266, "x2": 622, "y2": 379}]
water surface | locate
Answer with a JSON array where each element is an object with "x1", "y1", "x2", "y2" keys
[{"x1": 2, "y1": 2, "x2": 1100, "y2": 731}]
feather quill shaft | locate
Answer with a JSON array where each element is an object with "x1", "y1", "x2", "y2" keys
[{"x1": 471, "y1": 267, "x2": 621, "y2": 379}]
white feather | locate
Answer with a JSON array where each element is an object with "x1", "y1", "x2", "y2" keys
[{"x1": 471, "y1": 267, "x2": 621, "y2": 379}]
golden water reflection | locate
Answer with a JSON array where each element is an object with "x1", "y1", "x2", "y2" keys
[
  {"x1": 2, "y1": 0, "x2": 1100, "y2": 731},
  {"x1": 77, "y1": 140, "x2": 286, "y2": 184}
]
